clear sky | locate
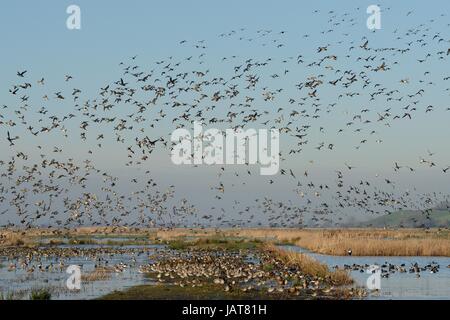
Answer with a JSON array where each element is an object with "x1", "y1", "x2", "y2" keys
[{"x1": 0, "y1": 1, "x2": 449, "y2": 227}]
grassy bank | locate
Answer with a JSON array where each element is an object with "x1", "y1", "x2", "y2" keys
[
  {"x1": 102, "y1": 283, "x2": 273, "y2": 300},
  {"x1": 0, "y1": 227, "x2": 156, "y2": 247},
  {"x1": 2, "y1": 227, "x2": 449, "y2": 256},
  {"x1": 265, "y1": 245, "x2": 353, "y2": 286}
]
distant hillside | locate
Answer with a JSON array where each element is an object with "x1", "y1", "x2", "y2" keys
[{"x1": 354, "y1": 210, "x2": 450, "y2": 228}]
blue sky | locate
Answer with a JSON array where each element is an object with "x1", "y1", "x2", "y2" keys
[
  {"x1": 1, "y1": 0, "x2": 447, "y2": 80},
  {"x1": 1, "y1": 1, "x2": 450, "y2": 226}
]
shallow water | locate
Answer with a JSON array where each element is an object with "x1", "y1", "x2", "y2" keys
[
  {"x1": 2, "y1": 241, "x2": 449, "y2": 300},
  {"x1": 0, "y1": 243, "x2": 165, "y2": 300},
  {"x1": 279, "y1": 245, "x2": 450, "y2": 300}
]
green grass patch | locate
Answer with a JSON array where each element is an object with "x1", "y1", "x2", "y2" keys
[
  {"x1": 166, "y1": 237, "x2": 262, "y2": 251},
  {"x1": 262, "y1": 263, "x2": 275, "y2": 272},
  {"x1": 29, "y1": 288, "x2": 51, "y2": 300},
  {"x1": 273, "y1": 238, "x2": 298, "y2": 246},
  {"x1": 0, "y1": 292, "x2": 17, "y2": 300},
  {"x1": 101, "y1": 283, "x2": 272, "y2": 300},
  {"x1": 67, "y1": 238, "x2": 98, "y2": 245},
  {"x1": 103, "y1": 239, "x2": 151, "y2": 246}
]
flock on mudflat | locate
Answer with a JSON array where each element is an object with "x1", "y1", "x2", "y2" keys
[{"x1": 1, "y1": 7, "x2": 450, "y2": 228}]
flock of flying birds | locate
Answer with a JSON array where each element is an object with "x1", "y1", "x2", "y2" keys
[{"x1": 1, "y1": 7, "x2": 450, "y2": 229}]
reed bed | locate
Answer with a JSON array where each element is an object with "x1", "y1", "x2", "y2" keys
[
  {"x1": 81, "y1": 267, "x2": 113, "y2": 282},
  {"x1": 231, "y1": 228, "x2": 450, "y2": 256},
  {"x1": 265, "y1": 244, "x2": 353, "y2": 286}
]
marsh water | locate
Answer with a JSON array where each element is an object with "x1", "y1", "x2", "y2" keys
[
  {"x1": 279, "y1": 245, "x2": 450, "y2": 300},
  {"x1": 1, "y1": 240, "x2": 449, "y2": 300},
  {"x1": 0, "y1": 242, "x2": 164, "y2": 300}
]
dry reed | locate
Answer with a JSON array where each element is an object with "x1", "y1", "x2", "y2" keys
[
  {"x1": 229, "y1": 228, "x2": 450, "y2": 256},
  {"x1": 265, "y1": 244, "x2": 353, "y2": 286}
]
